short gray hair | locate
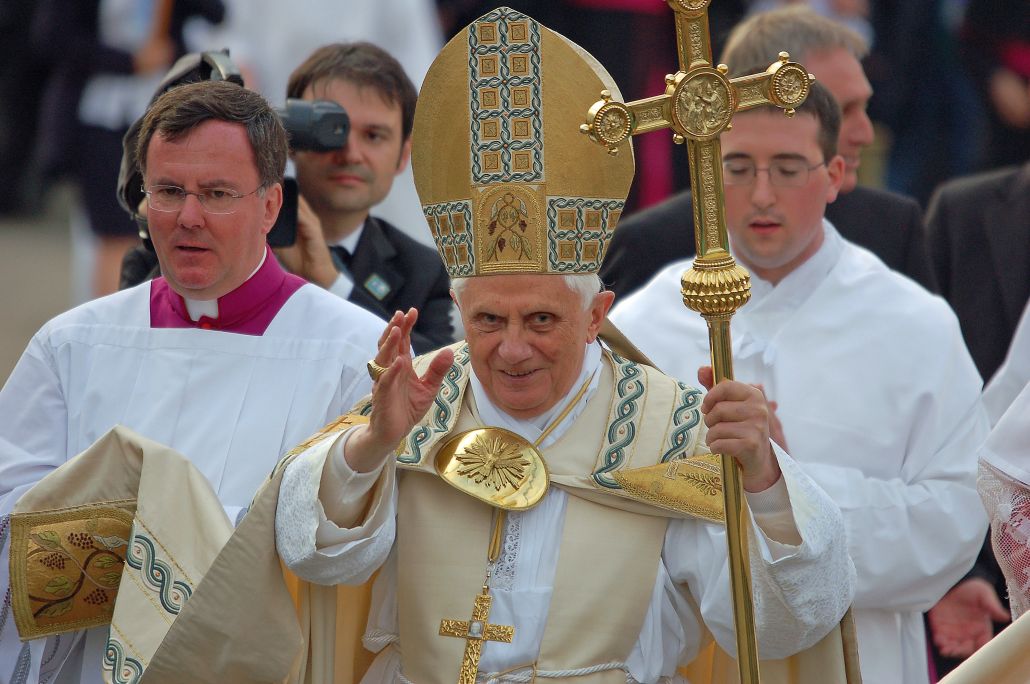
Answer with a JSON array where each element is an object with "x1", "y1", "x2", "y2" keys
[
  {"x1": 721, "y1": 6, "x2": 868, "y2": 72},
  {"x1": 451, "y1": 273, "x2": 603, "y2": 312}
]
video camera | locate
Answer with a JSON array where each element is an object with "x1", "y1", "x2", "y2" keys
[{"x1": 268, "y1": 99, "x2": 350, "y2": 247}]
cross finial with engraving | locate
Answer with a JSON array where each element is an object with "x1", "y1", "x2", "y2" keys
[{"x1": 439, "y1": 588, "x2": 515, "y2": 684}]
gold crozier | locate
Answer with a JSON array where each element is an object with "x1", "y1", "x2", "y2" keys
[{"x1": 580, "y1": 1, "x2": 814, "y2": 682}]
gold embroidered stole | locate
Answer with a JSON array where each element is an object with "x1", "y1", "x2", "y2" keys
[{"x1": 8, "y1": 426, "x2": 233, "y2": 682}]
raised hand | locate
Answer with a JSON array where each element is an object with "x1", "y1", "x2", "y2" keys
[
  {"x1": 346, "y1": 309, "x2": 454, "y2": 472},
  {"x1": 698, "y1": 366, "x2": 781, "y2": 492}
]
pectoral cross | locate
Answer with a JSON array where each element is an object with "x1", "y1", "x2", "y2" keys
[
  {"x1": 581, "y1": 2, "x2": 814, "y2": 682},
  {"x1": 439, "y1": 587, "x2": 515, "y2": 684}
]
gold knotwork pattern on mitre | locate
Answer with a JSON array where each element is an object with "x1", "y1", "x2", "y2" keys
[
  {"x1": 612, "y1": 453, "x2": 725, "y2": 523},
  {"x1": 412, "y1": 6, "x2": 635, "y2": 278},
  {"x1": 434, "y1": 427, "x2": 550, "y2": 511},
  {"x1": 10, "y1": 502, "x2": 136, "y2": 639}
]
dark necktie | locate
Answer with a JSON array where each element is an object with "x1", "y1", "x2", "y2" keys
[{"x1": 329, "y1": 245, "x2": 352, "y2": 272}]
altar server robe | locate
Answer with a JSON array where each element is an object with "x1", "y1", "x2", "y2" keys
[
  {"x1": 611, "y1": 222, "x2": 988, "y2": 684},
  {"x1": 0, "y1": 270, "x2": 385, "y2": 683}
]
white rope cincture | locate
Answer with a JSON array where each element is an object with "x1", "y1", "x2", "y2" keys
[
  {"x1": 363, "y1": 629, "x2": 398, "y2": 651},
  {"x1": 398, "y1": 660, "x2": 630, "y2": 683},
  {"x1": 483, "y1": 660, "x2": 629, "y2": 682}
]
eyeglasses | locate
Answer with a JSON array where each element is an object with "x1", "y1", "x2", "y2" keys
[
  {"x1": 143, "y1": 184, "x2": 264, "y2": 214},
  {"x1": 722, "y1": 158, "x2": 826, "y2": 188}
]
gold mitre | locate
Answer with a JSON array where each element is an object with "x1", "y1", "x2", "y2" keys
[{"x1": 412, "y1": 7, "x2": 635, "y2": 278}]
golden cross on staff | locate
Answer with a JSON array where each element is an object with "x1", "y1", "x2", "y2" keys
[
  {"x1": 580, "y1": 1, "x2": 813, "y2": 682},
  {"x1": 439, "y1": 587, "x2": 516, "y2": 684}
]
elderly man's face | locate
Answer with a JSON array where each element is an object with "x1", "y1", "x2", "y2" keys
[
  {"x1": 145, "y1": 120, "x2": 281, "y2": 300},
  {"x1": 456, "y1": 274, "x2": 612, "y2": 419}
]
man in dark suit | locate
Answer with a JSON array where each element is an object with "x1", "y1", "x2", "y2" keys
[
  {"x1": 277, "y1": 42, "x2": 454, "y2": 353},
  {"x1": 600, "y1": 6, "x2": 937, "y2": 300},
  {"x1": 928, "y1": 162, "x2": 1030, "y2": 382}
]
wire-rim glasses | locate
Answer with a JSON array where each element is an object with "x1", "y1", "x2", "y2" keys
[
  {"x1": 143, "y1": 184, "x2": 265, "y2": 214},
  {"x1": 722, "y1": 158, "x2": 826, "y2": 188}
]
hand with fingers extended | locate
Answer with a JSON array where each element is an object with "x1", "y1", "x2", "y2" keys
[
  {"x1": 346, "y1": 308, "x2": 454, "y2": 473},
  {"x1": 698, "y1": 366, "x2": 782, "y2": 493},
  {"x1": 928, "y1": 577, "x2": 1009, "y2": 658}
]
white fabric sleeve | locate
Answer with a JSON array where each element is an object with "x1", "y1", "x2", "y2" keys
[
  {"x1": 984, "y1": 299, "x2": 1030, "y2": 426},
  {"x1": 327, "y1": 272, "x2": 354, "y2": 301},
  {"x1": 0, "y1": 335, "x2": 75, "y2": 681},
  {"x1": 799, "y1": 394, "x2": 988, "y2": 613},
  {"x1": 744, "y1": 455, "x2": 802, "y2": 552},
  {"x1": 668, "y1": 446, "x2": 855, "y2": 660},
  {"x1": 276, "y1": 429, "x2": 397, "y2": 586}
]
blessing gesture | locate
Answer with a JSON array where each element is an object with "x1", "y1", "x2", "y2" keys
[{"x1": 346, "y1": 308, "x2": 454, "y2": 472}]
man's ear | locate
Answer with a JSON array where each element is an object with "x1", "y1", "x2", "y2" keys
[
  {"x1": 260, "y1": 182, "x2": 284, "y2": 236},
  {"x1": 586, "y1": 290, "x2": 615, "y2": 343},
  {"x1": 824, "y1": 154, "x2": 846, "y2": 204},
  {"x1": 396, "y1": 137, "x2": 413, "y2": 175}
]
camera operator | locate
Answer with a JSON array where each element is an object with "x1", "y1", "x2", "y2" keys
[{"x1": 275, "y1": 42, "x2": 454, "y2": 353}]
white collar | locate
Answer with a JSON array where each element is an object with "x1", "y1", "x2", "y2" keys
[
  {"x1": 330, "y1": 220, "x2": 366, "y2": 255},
  {"x1": 746, "y1": 218, "x2": 843, "y2": 310},
  {"x1": 468, "y1": 341, "x2": 603, "y2": 449},
  {"x1": 183, "y1": 249, "x2": 267, "y2": 322}
]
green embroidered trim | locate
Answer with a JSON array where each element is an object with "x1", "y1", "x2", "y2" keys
[
  {"x1": 399, "y1": 344, "x2": 471, "y2": 465},
  {"x1": 593, "y1": 353, "x2": 646, "y2": 488},
  {"x1": 468, "y1": 8, "x2": 544, "y2": 185},
  {"x1": 104, "y1": 634, "x2": 144, "y2": 684},
  {"x1": 661, "y1": 382, "x2": 703, "y2": 463},
  {"x1": 125, "y1": 528, "x2": 192, "y2": 615}
]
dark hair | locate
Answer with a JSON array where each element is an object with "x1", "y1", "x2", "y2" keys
[
  {"x1": 287, "y1": 42, "x2": 418, "y2": 140},
  {"x1": 733, "y1": 75, "x2": 841, "y2": 162},
  {"x1": 136, "y1": 80, "x2": 287, "y2": 188}
]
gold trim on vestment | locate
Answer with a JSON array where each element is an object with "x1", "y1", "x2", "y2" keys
[{"x1": 10, "y1": 501, "x2": 135, "y2": 639}]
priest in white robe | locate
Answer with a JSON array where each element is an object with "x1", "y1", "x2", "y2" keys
[
  {"x1": 0, "y1": 80, "x2": 385, "y2": 682},
  {"x1": 271, "y1": 10, "x2": 856, "y2": 683},
  {"x1": 612, "y1": 81, "x2": 988, "y2": 684}
]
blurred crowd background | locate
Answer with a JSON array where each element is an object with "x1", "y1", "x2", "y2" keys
[{"x1": 0, "y1": 0, "x2": 1026, "y2": 381}]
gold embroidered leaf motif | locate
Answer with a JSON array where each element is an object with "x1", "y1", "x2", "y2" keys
[
  {"x1": 97, "y1": 572, "x2": 121, "y2": 587},
  {"x1": 39, "y1": 601, "x2": 73, "y2": 618},
  {"x1": 30, "y1": 531, "x2": 62, "y2": 551},
  {"x1": 455, "y1": 435, "x2": 529, "y2": 491},
  {"x1": 44, "y1": 576, "x2": 73, "y2": 596},
  {"x1": 684, "y1": 472, "x2": 721, "y2": 496},
  {"x1": 94, "y1": 555, "x2": 117, "y2": 569}
]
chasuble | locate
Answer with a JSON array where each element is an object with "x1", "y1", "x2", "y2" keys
[{"x1": 275, "y1": 342, "x2": 856, "y2": 682}]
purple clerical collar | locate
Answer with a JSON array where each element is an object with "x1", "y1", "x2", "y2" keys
[{"x1": 150, "y1": 246, "x2": 306, "y2": 335}]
